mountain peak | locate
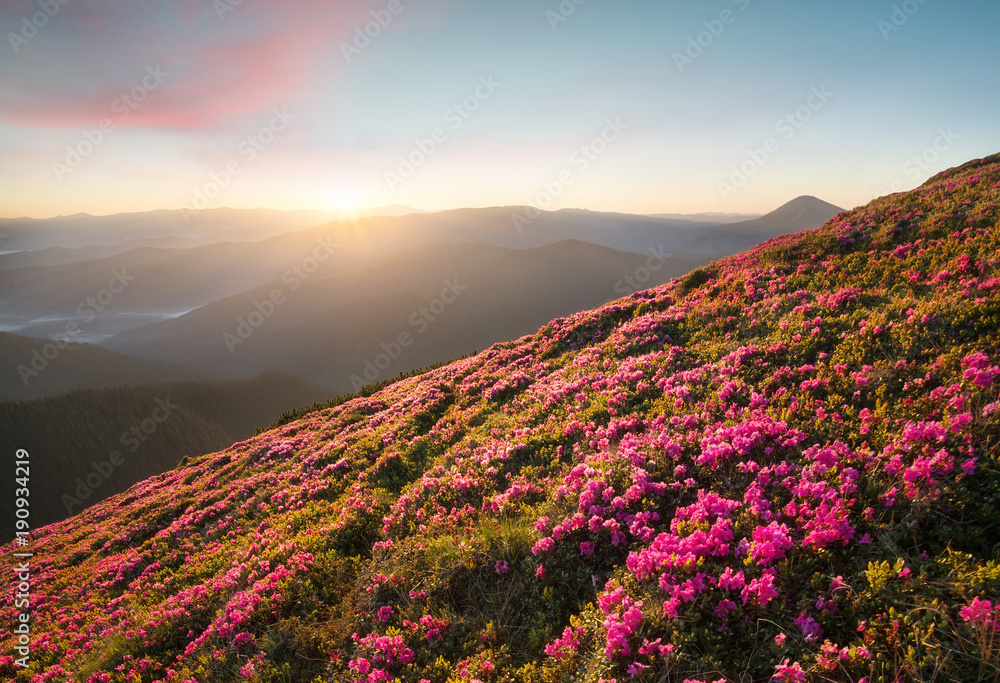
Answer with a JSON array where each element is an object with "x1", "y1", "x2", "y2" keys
[{"x1": 770, "y1": 195, "x2": 845, "y2": 215}]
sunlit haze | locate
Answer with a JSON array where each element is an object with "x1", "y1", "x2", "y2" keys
[{"x1": 1, "y1": 0, "x2": 998, "y2": 218}]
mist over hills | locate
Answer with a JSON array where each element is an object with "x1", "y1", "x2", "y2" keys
[
  {"x1": 100, "y1": 239, "x2": 706, "y2": 392},
  {"x1": 0, "y1": 195, "x2": 842, "y2": 532},
  {"x1": 647, "y1": 211, "x2": 762, "y2": 223},
  {"x1": 0, "y1": 205, "x2": 427, "y2": 257},
  {"x1": 0, "y1": 197, "x2": 841, "y2": 361},
  {"x1": 0, "y1": 194, "x2": 842, "y2": 538},
  {"x1": 0, "y1": 207, "x2": 334, "y2": 253},
  {"x1": 0, "y1": 193, "x2": 842, "y2": 541}
]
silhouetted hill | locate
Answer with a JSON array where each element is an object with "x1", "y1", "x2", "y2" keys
[
  {"x1": 0, "y1": 371, "x2": 330, "y2": 533},
  {"x1": 648, "y1": 211, "x2": 762, "y2": 223},
  {"x1": 0, "y1": 203, "x2": 816, "y2": 345},
  {"x1": 0, "y1": 331, "x2": 203, "y2": 400},
  {"x1": 0, "y1": 205, "x2": 428, "y2": 270},
  {"x1": 0, "y1": 208, "x2": 702, "y2": 342},
  {"x1": 677, "y1": 195, "x2": 844, "y2": 256},
  {"x1": 103, "y1": 240, "x2": 707, "y2": 391}
]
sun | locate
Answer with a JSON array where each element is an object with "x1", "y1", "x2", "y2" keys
[{"x1": 323, "y1": 182, "x2": 365, "y2": 213}]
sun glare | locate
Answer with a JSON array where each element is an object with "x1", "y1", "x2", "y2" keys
[{"x1": 323, "y1": 183, "x2": 365, "y2": 213}]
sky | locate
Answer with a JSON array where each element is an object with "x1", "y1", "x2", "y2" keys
[{"x1": 1, "y1": 0, "x2": 998, "y2": 219}]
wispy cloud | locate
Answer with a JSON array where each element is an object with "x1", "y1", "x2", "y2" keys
[{"x1": 0, "y1": 0, "x2": 426, "y2": 130}]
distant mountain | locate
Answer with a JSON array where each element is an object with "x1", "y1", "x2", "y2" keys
[
  {"x1": 100, "y1": 240, "x2": 513, "y2": 378},
  {"x1": 350, "y1": 204, "x2": 428, "y2": 217},
  {"x1": 102, "y1": 240, "x2": 707, "y2": 392},
  {"x1": 0, "y1": 331, "x2": 203, "y2": 400},
  {"x1": 419, "y1": 207, "x2": 711, "y2": 253},
  {"x1": 0, "y1": 200, "x2": 829, "y2": 394},
  {"x1": 0, "y1": 208, "x2": 711, "y2": 343},
  {"x1": 0, "y1": 205, "x2": 426, "y2": 264},
  {"x1": 0, "y1": 207, "x2": 338, "y2": 253},
  {"x1": 648, "y1": 211, "x2": 762, "y2": 223},
  {"x1": 676, "y1": 195, "x2": 844, "y2": 257},
  {"x1": 0, "y1": 240, "x2": 200, "y2": 271},
  {"x1": 0, "y1": 232, "x2": 354, "y2": 341}
]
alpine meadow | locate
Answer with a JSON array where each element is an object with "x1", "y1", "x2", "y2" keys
[{"x1": 3, "y1": 155, "x2": 1000, "y2": 681}]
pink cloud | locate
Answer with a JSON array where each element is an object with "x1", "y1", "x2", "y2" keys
[{"x1": 0, "y1": 0, "x2": 444, "y2": 130}]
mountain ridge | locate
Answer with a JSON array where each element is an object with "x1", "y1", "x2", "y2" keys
[{"x1": 675, "y1": 195, "x2": 845, "y2": 257}]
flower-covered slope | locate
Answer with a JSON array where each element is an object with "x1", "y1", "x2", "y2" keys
[{"x1": 4, "y1": 154, "x2": 1000, "y2": 682}]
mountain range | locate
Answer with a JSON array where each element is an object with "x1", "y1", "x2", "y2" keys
[{"x1": 1, "y1": 196, "x2": 843, "y2": 398}]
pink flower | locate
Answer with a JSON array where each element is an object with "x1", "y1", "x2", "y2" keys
[
  {"x1": 348, "y1": 657, "x2": 371, "y2": 674},
  {"x1": 532, "y1": 537, "x2": 555, "y2": 555},
  {"x1": 231, "y1": 632, "x2": 253, "y2": 648},
  {"x1": 741, "y1": 571, "x2": 779, "y2": 606},
  {"x1": 749, "y1": 522, "x2": 794, "y2": 566},
  {"x1": 773, "y1": 659, "x2": 806, "y2": 682},
  {"x1": 960, "y1": 597, "x2": 1000, "y2": 629},
  {"x1": 638, "y1": 638, "x2": 673, "y2": 658},
  {"x1": 718, "y1": 567, "x2": 745, "y2": 591},
  {"x1": 794, "y1": 613, "x2": 823, "y2": 642},
  {"x1": 713, "y1": 599, "x2": 737, "y2": 619},
  {"x1": 545, "y1": 626, "x2": 584, "y2": 658},
  {"x1": 627, "y1": 661, "x2": 650, "y2": 677}
]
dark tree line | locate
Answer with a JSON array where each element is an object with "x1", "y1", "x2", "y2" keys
[{"x1": 0, "y1": 372, "x2": 329, "y2": 537}]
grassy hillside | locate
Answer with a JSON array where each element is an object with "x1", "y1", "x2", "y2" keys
[
  {"x1": 0, "y1": 372, "x2": 330, "y2": 535},
  {"x1": 2, "y1": 155, "x2": 1000, "y2": 681}
]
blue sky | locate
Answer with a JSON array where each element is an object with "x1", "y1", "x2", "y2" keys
[{"x1": 1, "y1": 0, "x2": 997, "y2": 218}]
